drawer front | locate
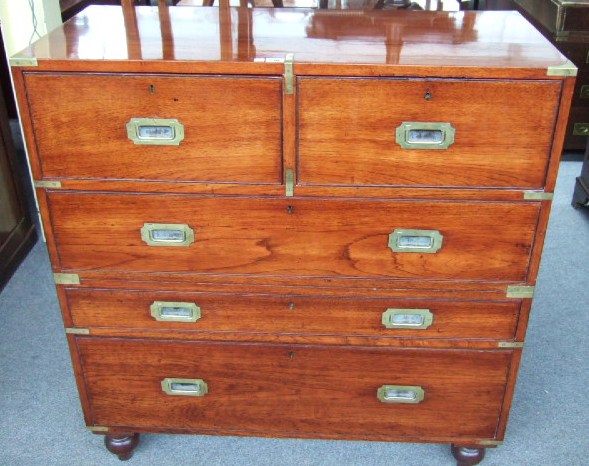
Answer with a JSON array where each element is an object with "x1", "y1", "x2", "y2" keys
[
  {"x1": 67, "y1": 289, "x2": 520, "y2": 340},
  {"x1": 24, "y1": 73, "x2": 282, "y2": 183},
  {"x1": 298, "y1": 78, "x2": 560, "y2": 188},
  {"x1": 48, "y1": 192, "x2": 539, "y2": 282},
  {"x1": 78, "y1": 338, "x2": 510, "y2": 440}
]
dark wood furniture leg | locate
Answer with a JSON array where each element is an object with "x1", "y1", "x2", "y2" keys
[
  {"x1": 451, "y1": 444, "x2": 486, "y2": 466},
  {"x1": 572, "y1": 139, "x2": 589, "y2": 209},
  {"x1": 104, "y1": 433, "x2": 140, "y2": 461}
]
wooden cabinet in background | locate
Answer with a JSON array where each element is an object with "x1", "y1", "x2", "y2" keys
[
  {"x1": 514, "y1": 0, "x2": 589, "y2": 151},
  {"x1": 10, "y1": 5, "x2": 576, "y2": 465},
  {"x1": 0, "y1": 56, "x2": 36, "y2": 290}
]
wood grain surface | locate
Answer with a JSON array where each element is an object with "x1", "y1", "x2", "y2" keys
[
  {"x1": 66, "y1": 288, "x2": 521, "y2": 341},
  {"x1": 298, "y1": 77, "x2": 560, "y2": 189},
  {"x1": 46, "y1": 192, "x2": 540, "y2": 282},
  {"x1": 77, "y1": 337, "x2": 511, "y2": 440},
  {"x1": 24, "y1": 73, "x2": 282, "y2": 183},
  {"x1": 11, "y1": 7, "x2": 567, "y2": 79}
]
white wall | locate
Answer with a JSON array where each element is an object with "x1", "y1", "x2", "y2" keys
[{"x1": 0, "y1": 0, "x2": 62, "y2": 56}]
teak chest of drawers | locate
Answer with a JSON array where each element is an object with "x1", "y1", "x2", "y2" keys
[{"x1": 10, "y1": 5, "x2": 576, "y2": 465}]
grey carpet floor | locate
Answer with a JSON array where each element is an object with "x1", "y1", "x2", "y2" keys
[{"x1": 1, "y1": 161, "x2": 588, "y2": 466}]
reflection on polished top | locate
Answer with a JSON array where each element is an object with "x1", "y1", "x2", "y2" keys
[{"x1": 14, "y1": 5, "x2": 568, "y2": 76}]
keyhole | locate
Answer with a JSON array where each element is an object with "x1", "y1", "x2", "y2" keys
[
  {"x1": 149, "y1": 84, "x2": 156, "y2": 94},
  {"x1": 288, "y1": 303, "x2": 295, "y2": 310},
  {"x1": 424, "y1": 91, "x2": 432, "y2": 100},
  {"x1": 289, "y1": 351, "x2": 295, "y2": 359},
  {"x1": 287, "y1": 205, "x2": 294, "y2": 214}
]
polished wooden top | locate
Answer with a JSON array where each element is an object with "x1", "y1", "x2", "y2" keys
[{"x1": 12, "y1": 5, "x2": 570, "y2": 78}]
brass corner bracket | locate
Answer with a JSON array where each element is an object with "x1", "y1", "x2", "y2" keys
[
  {"x1": 9, "y1": 57, "x2": 38, "y2": 67},
  {"x1": 547, "y1": 60, "x2": 577, "y2": 77},
  {"x1": 479, "y1": 440, "x2": 504, "y2": 446},
  {"x1": 53, "y1": 273, "x2": 80, "y2": 285},
  {"x1": 65, "y1": 328, "x2": 90, "y2": 335},
  {"x1": 498, "y1": 341, "x2": 524, "y2": 349},
  {"x1": 87, "y1": 426, "x2": 109, "y2": 432},
  {"x1": 34, "y1": 180, "x2": 62, "y2": 189},
  {"x1": 523, "y1": 191, "x2": 553, "y2": 201},
  {"x1": 506, "y1": 285, "x2": 535, "y2": 299}
]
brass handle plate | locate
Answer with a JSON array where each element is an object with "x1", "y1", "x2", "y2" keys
[
  {"x1": 161, "y1": 378, "x2": 208, "y2": 397},
  {"x1": 382, "y1": 308, "x2": 433, "y2": 330},
  {"x1": 126, "y1": 118, "x2": 185, "y2": 145},
  {"x1": 140, "y1": 223, "x2": 194, "y2": 247},
  {"x1": 573, "y1": 123, "x2": 589, "y2": 136},
  {"x1": 150, "y1": 301, "x2": 201, "y2": 322},
  {"x1": 377, "y1": 385, "x2": 425, "y2": 404},
  {"x1": 396, "y1": 122, "x2": 455, "y2": 149},
  {"x1": 388, "y1": 229, "x2": 443, "y2": 254}
]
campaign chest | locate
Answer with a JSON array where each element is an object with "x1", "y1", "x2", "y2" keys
[{"x1": 10, "y1": 4, "x2": 576, "y2": 465}]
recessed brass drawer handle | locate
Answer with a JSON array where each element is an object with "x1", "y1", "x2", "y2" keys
[
  {"x1": 126, "y1": 118, "x2": 185, "y2": 145},
  {"x1": 141, "y1": 223, "x2": 194, "y2": 247},
  {"x1": 382, "y1": 308, "x2": 433, "y2": 330},
  {"x1": 150, "y1": 301, "x2": 201, "y2": 322},
  {"x1": 573, "y1": 123, "x2": 589, "y2": 136},
  {"x1": 396, "y1": 122, "x2": 455, "y2": 149},
  {"x1": 377, "y1": 385, "x2": 425, "y2": 404},
  {"x1": 388, "y1": 229, "x2": 443, "y2": 254},
  {"x1": 161, "y1": 378, "x2": 208, "y2": 397}
]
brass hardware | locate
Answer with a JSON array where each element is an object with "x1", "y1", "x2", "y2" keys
[
  {"x1": 288, "y1": 303, "x2": 295, "y2": 310},
  {"x1": 285, "y1": 168, "x2": 294, "y2": 197},
  {"x1": 377, "y1": 385, "x2": 425, "y2": 404},
  {"x1": 573, "y1": 123, "x2": 589, "y2": 136},
  {"x1": 424, "y1": 91, "x2": 432, "y2": 100},
  {"x1": 149, "y1": 84, "x2": 156, "y2": 94},
  {"x1": 150, "y1": 301, "x2": 201, "y2": 322},
  {"x1": 480, "y1": 440, "x2": 503, "y2": 446},
  {"x1": 126, "y1": 118, "x2": 185, "y2": 145},
  {"x1": 524, "y1": 191, "x2": 554, "y2": 201},
  {"x1": 498, "y1": 342, "x2": 524, "y2": 348},
  {"x1": 382, "y1": 308, "x2": 433, "y2": 330},
  {"x1": 289, "y1": 351, "x2": 295, "y2": 359},
  {"x1": 34, "y1": 180, "x2": 62, "y2": 189},
  {"x1": 161, "y1": 378, "x2": 208, "y2": 397},
  {"x1": 580, "y1": 85, "x2": 589, "y2": 99},
  {"x1": 65, "y1": 328, "x2": 90, "y2": 335},
  {"x1": 546, "y1": 60, "x2": 578, "y2": 77},
  {"x1": 396, "y1": 122, "x2": 455, "y2": 150},
  {"x1": 140, "y1": 223, "x2": 194, "y2": 247},
  {"x1": 53, "y1": 273, "x2": 80, "y2": 285},
  {"x1": 9, "y1": 57, "x2": 38, "y2": 67},
  {"x1": 284, "y1": 53, "x2": 294, "y2": 95},
  {"x1": 388, "y1": 229, "x2": 443, "y2": 254},
  {"x1": 287, "y1": 205, "x2": 294, "y2": 214},
  {"x1": 506, "y1": 285, "x2": 535, "y2": 298},
  {"x1": 86, "y1": 426, "x2": 109, "y2": 432}
]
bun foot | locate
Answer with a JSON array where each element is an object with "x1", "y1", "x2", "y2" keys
[
  {"x1": 104, "y1": 433, "x2": 140, "y2": 461},
  {"x1": 451, "y1": 444, "x2": 486, "y2": 466}
]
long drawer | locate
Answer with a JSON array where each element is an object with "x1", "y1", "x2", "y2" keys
[
  {"x1": 23, "y1": 73, "x2": 283, "y2": 183},
  {"x1": 298, "y1": 77, "x2": 560, "y2": 188},
  {"x1": 46, "y1": 192, "x2": 540, "y2": 282},
  {"x1": 65, "y1": 288, "x2": 521, "y2": 341},
  {"x1": 77, "y1": 338, "x2": 511, "y2": 440}
]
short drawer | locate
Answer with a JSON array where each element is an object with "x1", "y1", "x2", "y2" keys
[
  {"x1": 24, "y1": 73, "x2": 282, "y2": 183},
  {"x1": 66, "y1": 288, "x2": 520, "y2": 341},
  {"x1": 298, "y1": 77, "x2": 560, "y2": 188},
  {"x1": 78, "y1": 338, "x2": 511, "y2": 440},
  {"x1": 47, "y1": 192, "x2": 540, "y2": 282}
]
